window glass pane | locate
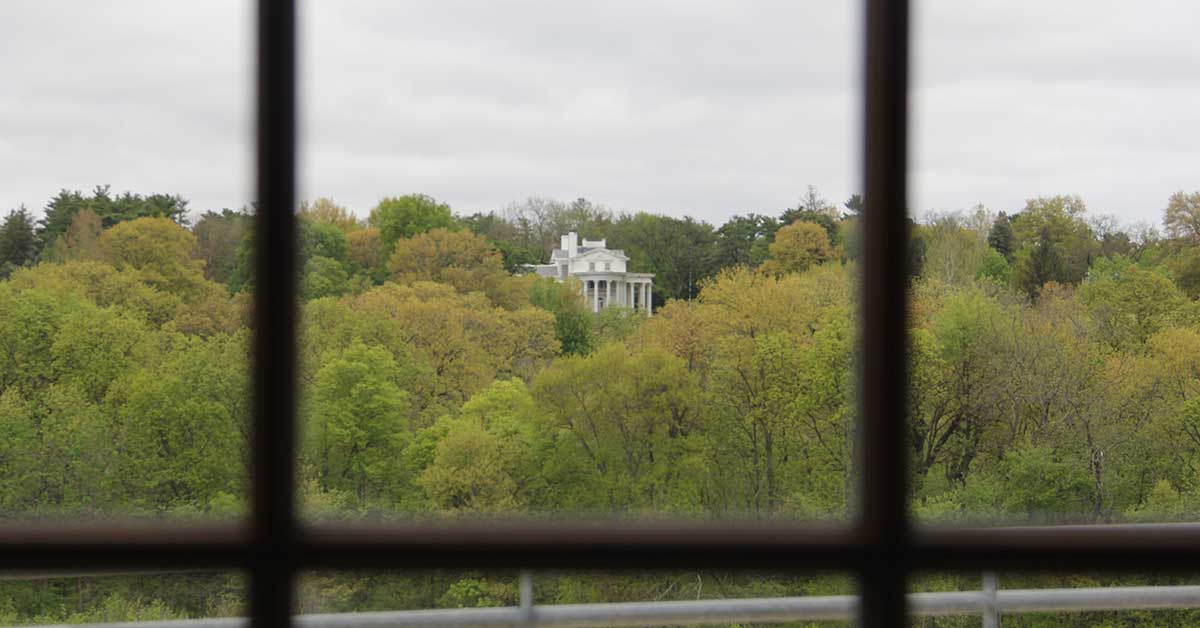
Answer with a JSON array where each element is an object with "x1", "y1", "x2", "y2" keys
[
  {"x1": 910, "y1": 1, "x2": 1200, "y2": 524},
  {"x1": 298, "y1": 2, "x2": 862, "y2": 522},
  {"x1": 299, "y1": 570, "x2": 852, "y2": 626},
  {"x1": 0, "y1": 572, "x2": 244, "y2": 626},
  {"x1": 0, "y1": 2, "x2": 253, "y2": 521},
  {"x1": 911, "y1": 572, "x2": 1200, "y2": 627}
]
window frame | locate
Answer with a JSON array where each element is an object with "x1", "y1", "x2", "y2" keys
[{"x1": 1, "y1": 2, "x2": 1198, "y2": 628}]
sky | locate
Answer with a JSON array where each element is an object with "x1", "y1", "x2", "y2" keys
[{"x1": 1, "y1": 1, "x2": 1197, "y2": 228}]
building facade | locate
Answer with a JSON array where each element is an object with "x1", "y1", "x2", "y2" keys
[{"x1": 532, "y1": 232, "x2": 653, "y2": 314}]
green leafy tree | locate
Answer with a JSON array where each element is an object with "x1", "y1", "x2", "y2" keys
[
  {"x1": 533, "y1": 345, "x2": 702, "y2": 513},
  {"x1": 607, "y1": 213, "x2": 719, "y2": 301},
  {"x1": 300, "y1": 218, "x2": 350, "y2": 263},
  {"x1": 192, "y1": 209, "x2": 250, "y2": 284},
  {"x1": 419, "y1": 381, "x2": 547, "y2": 514},
  {"x1": 461, "y1": 211, "x2": 543, "y2": 271},
  {"x1": 99, "y1": 217, "x2": 209, "y2": 299},
  {"x1": 302, "y1": 256, "x2": 351, "y2": 300},
  {"x1": 305, "y1": 341, "x2": 410, "y2": 505},
  {"x1": 976, "y1": 247, "x2": 1011, "y2": 283},
  {"x1": 919, "y1": 214, "x2": 990, "y2": 286},
  {"x1": 368, "y1": 194, "x2": 457, "y2": 251},
  {"x1": 228, "y1": 215, "x2": 350, "y2": 294},
  {"x1": 529, "y1": 277, "x2": 593, "y2": 355},
  {"x1": 1081, "y1": 256, "x2": 1186, "y2": 350},
  {"x1": 714, "y1": 213, "x2": 778, "y2": 269},
  {"x1": 300, "y1": 197, "x2": 359, "y2": 232},
  {"x1": 1010, "y1": 195, "x2": 1097, "y2": 296}
]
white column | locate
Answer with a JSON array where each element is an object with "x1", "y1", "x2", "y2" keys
[
  {"x1": 645, "y1": 283, "x2": 652, "y2": 315},
  {"x1": 592, "y1": 280, "x2": 599, "y2": 312}
]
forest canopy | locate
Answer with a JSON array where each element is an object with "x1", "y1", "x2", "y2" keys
[{"x1": 3, "y1": 186, "x2": 1200, "y2": 625}]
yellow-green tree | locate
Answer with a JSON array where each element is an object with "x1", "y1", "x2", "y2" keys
[
  {"x1": 99, "y1": 217, "x2": 209, "y2": 299},
  {"x1": 387, "y1": 228, "x2": 525, "y2": 308},
  {"x1": 763, "y1": 220, "x2": 834, "y2": 275},
  {"x1": 300, "y1": 197, "x2": 360, "y2": 232}
]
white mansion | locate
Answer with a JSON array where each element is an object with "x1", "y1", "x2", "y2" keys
[{"x1": 532, "y1": 232, "x2": 654, "y2": 314}]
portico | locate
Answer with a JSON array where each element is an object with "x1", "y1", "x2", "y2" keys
[{"x1": 578, "y1": 274, "x2": 654, "y2": 314}]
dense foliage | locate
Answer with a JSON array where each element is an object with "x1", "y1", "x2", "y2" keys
[{"x1": 4, "y1": 186, "x2": 1200, "y2": 626}]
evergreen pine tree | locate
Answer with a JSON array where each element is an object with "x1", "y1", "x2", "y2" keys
[
  {"x1": 0, "y1": 205, "x2": 38, "y2": 277},
  {"x1": 987, "y1": 211, "x2": 1015, "y2": 261}
]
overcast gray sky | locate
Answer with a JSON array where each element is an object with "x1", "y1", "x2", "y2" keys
[{"x1": 2, "y1": 1, "x2": 1196, "y2": 227}]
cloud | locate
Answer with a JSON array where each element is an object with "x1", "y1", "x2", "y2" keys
[{"x1": 2, "y1": 0, "x2": 1196, "y2": 227}]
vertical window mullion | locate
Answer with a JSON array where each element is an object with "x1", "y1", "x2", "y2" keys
[
  {"x1": 859, "y1": 0, "x2": 911, "y2": 625},
  {"x1": 252, "y1": 0, "x2": 298, "y2": 627}
]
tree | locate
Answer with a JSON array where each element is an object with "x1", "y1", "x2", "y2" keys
[
  {"x1": 300, "y1": 218, "x2": 350, "y2": 263},
  {"x1": 976, "y1": 248, "x2": 1011, "y2": 284},
  {"x1": 533, "y1": 345, "x2": 702, "y2": 513},
  {"x1": 0, "y1": 206, "x2": 37, "y2": 276},
  {"x1": 461, "y1": 211, "x2": 543, "y2": 271},
  {"x1": 419, "y1": 380, "x2": 546, "y2": 513},
  {"x1": 99, "y1": 217, "x2": 209, "y2": 299},
  {"x1": 368, "y1": 194, "x2": 457, "y2": 251},
  {"x1": 920, "y1": 214, "x2": 988, "y2": 286},
  {"x1": 37, "y1": 186, "x2": 189, "y2": 254},
  {"x1": 1010, "y1": 195, "x2": 1097, "y2": 293},
  {"x1": 114, "y1": 341, "x2": 246, "y2": 511},
  {"x1": 302, "y1": 256, "x2": 351, "y2": 300},
  {"x1": 714, "y1": 214, "x2": 778, "y2": 269},
  {"x1": 501, "y1": 197, "x2": 569, "y2": 257},
  {"x1": 300, "y1": 197, "x2": 359, "y2": 232},
  {"x1": 347, "y1": 228, "x2": 383, "y2": 270},
  {"x1": 986, "y1": 212, "x2": 1015, "y2": 261},
  {"x1": 227, "y1": 216, "x2": 350, "y2": 294},
  {"x1": 1016, "y1": 226, "x2": 1064, "y2": 300},
  {"x1": 192, "y1": 209, "x2": 250, "y2": 284},
  {"x1": 420, "y1": 423, "x2": 518, "y2": 513},
  {"x1": 607, "y1": 213, "x2": 719, "y2": 302},
  {"x1": 780, "y1": 187, "x2": 840, "y2": 245},
  {"x1": 43, "y1": 208, "x2": 104, "y2": 262},
  {"x1": 304, "y1": 341, "x2": 410, "y2": 505},
  {"x1": 1081, "y1": 257, "x2": 1186, "y2": 350},
  {"x1": 1163, "y1": 190, "x2": 1200, "y2": 244},
  {"x1": 763, "y1": 221, "x2": 834, "y2": 275},
  {"x1": 386, "y1": 228, "x2": 513, "y2": 305},
  {"x1": 340, "y1": 282, "x2": 557, "y2": 414},
  {"x1": 843, "y1": 194, "x2": 863, "y2": 216},
  {"x1": 529, "y1": 277, "x2": 593, "y2": 355},
  {"x1": 792, "y1": 185, "x2": 838, "y2": 218}
]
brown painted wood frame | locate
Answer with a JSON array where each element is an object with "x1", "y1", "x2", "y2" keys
[{"x1": 1, "y1": 2, "x2": 1199, "y2": 628}]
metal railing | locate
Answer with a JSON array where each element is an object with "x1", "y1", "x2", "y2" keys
[{"x1": 14, "y1": 573, "x2": 1200, "y2": 628}]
